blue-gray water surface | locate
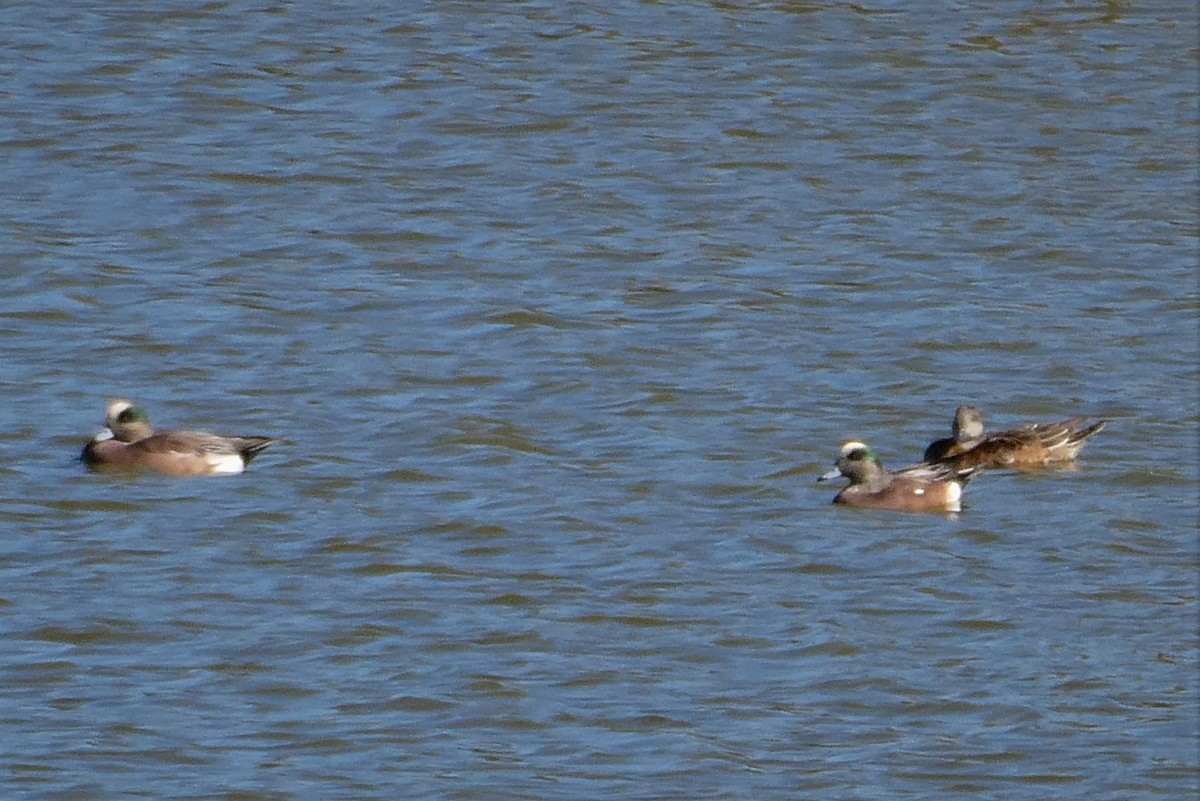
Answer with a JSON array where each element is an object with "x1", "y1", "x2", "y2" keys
[{"x1": 1, "y1": 2, "x2": 1197, "y2": 799}]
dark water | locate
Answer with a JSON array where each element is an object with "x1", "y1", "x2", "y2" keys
[{"x1": 2, "y1": 2, "x2": 1197, "y2": 799}]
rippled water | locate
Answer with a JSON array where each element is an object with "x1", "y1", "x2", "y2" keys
[{"x1": 2, "y1": 2, "x2": 1197, "y2": 799}]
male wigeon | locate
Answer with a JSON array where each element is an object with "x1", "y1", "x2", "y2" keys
[
  {"x1": 923, "y1": 405, "x2": 1107, "y2": 469},
  {"x1": 81, "y1": 400, "x2": 274, "y2": 476},
  {"x1": 818, "y1": 441, "x2": 981, "y2": 513}
]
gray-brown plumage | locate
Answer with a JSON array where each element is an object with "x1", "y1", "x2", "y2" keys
[{"x1": 924, "y1": 405, "x2": 1107, "y2": 470}]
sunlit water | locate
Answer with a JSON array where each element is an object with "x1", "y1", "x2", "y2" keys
[{"x1": 2, "y1": 2, "x2": 1196, "y2": 799}]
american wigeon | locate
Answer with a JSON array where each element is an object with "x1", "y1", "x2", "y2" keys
[
  {"x1": 923, "y1": 405, "x2": 1107, "y2": 469},
  {"x1": 818, "y1": 441, "x2": 981, "y2": 513},
  {"x1": 81, "y1": 400, "x2": 274, "y2": 476}
]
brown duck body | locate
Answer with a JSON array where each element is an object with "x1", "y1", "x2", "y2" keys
[
  {"x1": 819, "y1": 441, "x2": 982, "y2": 513},
  {"x1": 924, "y1": 406, "x2": 1107, "y2": 470}
]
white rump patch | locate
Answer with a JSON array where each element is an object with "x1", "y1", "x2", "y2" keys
[{"x1": 913, "y1": 488, "x2": 925, "y2": 495}]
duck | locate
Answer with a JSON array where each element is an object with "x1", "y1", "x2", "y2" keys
[
  {"x1": 924, "y1": 405, "x2": 1107, "y2": 469},
  {"x1": 818, "y1": 440, "x2": 982, "y2": 513},
  {"x1": 82, "y1": 400, "x2": 274, "y2": 476}
]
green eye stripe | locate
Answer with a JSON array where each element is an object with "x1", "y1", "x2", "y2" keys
[{"x1": 118, "y1": 407, "x2": 149, "y2": 424}]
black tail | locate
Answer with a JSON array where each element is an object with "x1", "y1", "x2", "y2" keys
[
  {"x1": 1068, "y1": 419, "x2": 1107, "y2": 445},
  {"x1": 951, "y1": 463, "x2": 984, "y2": 486},
  {"x1": 237, "y1": 437, "x2": 275, "y2": 464}
]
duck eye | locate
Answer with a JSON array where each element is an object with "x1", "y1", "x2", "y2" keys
[{"x1": 848, "y1": 450, "x2": 866, "y2": 461}]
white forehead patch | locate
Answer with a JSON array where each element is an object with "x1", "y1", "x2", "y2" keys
[
  {"x1": 840, "y1": 440, "x2": 869, "y2": 456},
  {"x1": 106, "y1": 399, "x2": 134, "y2": 418}
]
